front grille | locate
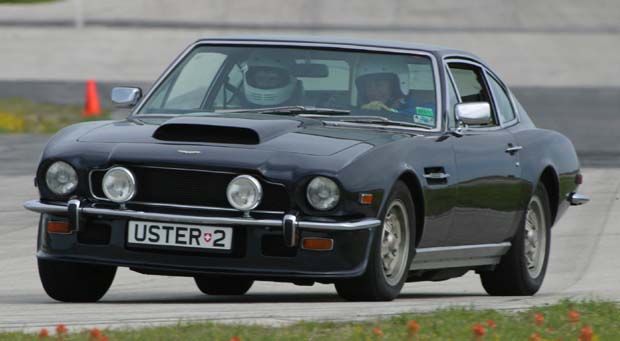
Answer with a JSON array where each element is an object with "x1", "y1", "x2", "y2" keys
[{"x1": 90, "y1": 166, "x2": 289, "y2": 212}]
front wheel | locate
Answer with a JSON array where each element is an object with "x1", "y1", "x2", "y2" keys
[
  {"x1": 335, "y1": 181, "x2": 415, "y2": 301},
  {"x1": 194, "y1": 276, "x2": 254, "y2": 295},
  {"x1": 38, "y1": 259, "x2": 117, "y2": 302},
  {"x1": 480, "y1": 183, "x2": 551, "y2": 295}
]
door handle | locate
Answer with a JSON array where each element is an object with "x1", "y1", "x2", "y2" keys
[
  {"x1": 424, "y1": 167, "x2": 449, "y2": 185},
  {"x1": 423, "y1": 172, "x2": 450, "y2": 180},
  {"x1": 505, "y1": 145, "x2": 523, "y2": 154}
]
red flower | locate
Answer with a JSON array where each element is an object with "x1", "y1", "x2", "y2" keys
[
  {"x1": 229, "y1": 338, "x2": 241, "y2": 341},
  {"x1": 486, "y1": 319, "x2": 496, "y2": 328},
  {"x1": 534, "y1": 313, "x2": 545, "y2": 326},
  {"x1": 38, "y1": 328, "x2": 49, "y2": 338},
  {"x1": 579, "y1": 325, "x2": 594, "y2": 341},
  {"x1": 100, "y1": 337, "x2": 109, "y2": 341},
  {"x1": 472, "y1": 324, "x2": 486, "y2": 338},
  {"x1": 372, "y1": 327, "x2": 383, "y2": 337},
  {"x1": 407, "y1": 321, "x2": 420, "y2": 335},
  {"x1": 568, "y1": 309, "x2": 580, "y2": 323},
  {"x1": 529, "y1": 333, "x2": 542, "y2": 341},
  {"x1": 90, "y1": 328, "x2": 102, "y2": 339},
  {"x1": 55, "y1": 324, "x2": 68, "y2": 335}
]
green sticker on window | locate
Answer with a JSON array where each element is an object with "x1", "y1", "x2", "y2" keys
[
  {"x1": 415, "y1": 107, "x2": 434, "y2": 117},
  {"x1": 413, "y1": 115, "x2": 434, "y2": 125}
]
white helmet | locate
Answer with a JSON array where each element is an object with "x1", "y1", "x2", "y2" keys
[
  {"x1": 355, "y1": 56, "x2": 410, "y2": 97},
  {"x1": 242, "y1": 52, "x2": 296, "y2": 106}
]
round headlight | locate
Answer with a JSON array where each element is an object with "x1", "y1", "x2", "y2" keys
[
  {"x1": 102, "y1": 167, "x2": 136, "y2": 203},
  {"x1": 45, "y1": 161, "x2": 78, "y2": 195},
  {"x1": 226, "y1": 175, "x2": 262, "y2": 211},
  {"x1": 306, "y1": 176, "x2": 340, "y2": 211}
]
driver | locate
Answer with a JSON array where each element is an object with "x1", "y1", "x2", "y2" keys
[
  {"x1": 355, "y1": 57, "x2": 414, "y2": 114},
  {"x1": 241, "y1": 52, "x2": 300, "y2": 107}
]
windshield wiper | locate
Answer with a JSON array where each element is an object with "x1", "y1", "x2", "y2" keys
[
  {"x1": 218, "y1": 106, "x2": 350, "y2": 116},
  {"x1": 328, "y1": 116, "x2": 432, "y2": 130}
]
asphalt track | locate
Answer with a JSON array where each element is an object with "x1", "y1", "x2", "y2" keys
[{"x1": 0, "y1": 136, "x2": 618, "y2": 332}]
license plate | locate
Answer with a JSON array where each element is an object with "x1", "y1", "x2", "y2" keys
[{"x1": 127, "y1": 220, "x2": 233, "y2": 250}]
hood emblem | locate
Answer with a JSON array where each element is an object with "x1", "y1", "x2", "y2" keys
[{"x1": 177, "y1": 149, "x2": 201, "y2": 154}]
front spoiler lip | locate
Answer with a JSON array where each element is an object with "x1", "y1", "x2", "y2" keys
[
  {"x1": 23, "y1": 200, "x2": 381, "y2": 232},
  {"x1": 37, "y1": 251, "x2": 367, "y2": 279}
]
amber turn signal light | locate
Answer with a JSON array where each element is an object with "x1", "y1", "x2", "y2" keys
[
  {"x1": 47, "y1": 221, "x2": 71, "y2": 234},
  {"x1": 359, "y1": 193, "x2": 374, "y2": 205},
  {"x1": 301, "y1": 237, "x2": 334, "y2": 251}
]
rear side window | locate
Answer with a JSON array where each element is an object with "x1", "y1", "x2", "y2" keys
[{"x1": 487, "y1": 73, "x2": 516, "y2": 123}]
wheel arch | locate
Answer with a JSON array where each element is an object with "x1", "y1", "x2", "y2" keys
[
  {"x1": 396, "y1": 170, "x2": 425, "y2": 247},
  {"x1": 538, "y1": 166, "x2": 560, "y2": 226}
]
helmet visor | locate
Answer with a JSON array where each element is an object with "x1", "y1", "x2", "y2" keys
[{"x1": 246, "y1": 66, "x2": 291, "y2": 90}]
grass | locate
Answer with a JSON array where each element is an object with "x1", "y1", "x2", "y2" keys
[
  {"x1": 0, "y1": 299, "x2": 615, "y2": 340},
  {"x1": 0, "y1": 98, "x2": 109, "y2": 134}
]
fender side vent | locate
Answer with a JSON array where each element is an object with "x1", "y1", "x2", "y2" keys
[{"x1": 153, "y1": 124, "x2": 260, "y2": 144}]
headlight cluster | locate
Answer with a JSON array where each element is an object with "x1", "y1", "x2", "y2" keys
[
  {"x1": 45, "y1": 161, "x2": 78, "y2": 195},
  {"x1": 102, "y1": 167, "x2": 136, "y2": 203},
  {"x1": 306, "y1": 176, "x2": 340, "y2": 211},
  {"x1": 45, "y1": 161, "x2": 341, "y2": 213}
]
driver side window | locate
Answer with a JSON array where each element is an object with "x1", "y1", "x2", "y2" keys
[
  {"x1": 445, "y1": 66, "x2": 460, "y2": 129},
  {"x1": 447, "y1": 62, "x2": 498, "y2": 126}
]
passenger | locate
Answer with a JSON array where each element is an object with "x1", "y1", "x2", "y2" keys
[{"x1": 241, "y1": 52, "x2": 302, "y2": 108}]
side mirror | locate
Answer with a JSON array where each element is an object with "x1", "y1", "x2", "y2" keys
[
  {"x1": 111, "y1": 87, "x2": 142, "y2": 107},
  {"x1": 455, "y1": 102, "x2": 491, "y2": 126}
]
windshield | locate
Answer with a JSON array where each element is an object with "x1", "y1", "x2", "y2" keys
[{"x1": 137, "y1": 45, "x2": 438, "y2": 128}]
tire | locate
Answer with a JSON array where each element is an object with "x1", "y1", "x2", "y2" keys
[
  {"x1": 194, "y1": 276, "x2": 254, "y2": 295},
  {"x1": 480, "y1": 183, "x2": 551, "y2": 295},
  {"x1": 38, "y1": 259, "x2": 117, "y2": 302},
  {"x1": 335, "y1": 181, "x2": 415, "y2": 301}
]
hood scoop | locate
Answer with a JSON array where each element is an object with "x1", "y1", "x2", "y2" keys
[{"x1": 153, "y1": 116, "x2": 302, "y2": 145}]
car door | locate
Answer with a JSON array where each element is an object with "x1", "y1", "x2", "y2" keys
[{"x1": 445, "y1": 60, "x2": 523, "y2": 246}]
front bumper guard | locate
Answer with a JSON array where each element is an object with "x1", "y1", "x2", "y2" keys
[{"x1": 24, "y1": 200, "x2": 381, "y2": 247}]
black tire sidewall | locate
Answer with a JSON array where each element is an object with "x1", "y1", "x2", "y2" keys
[
  {"x1": 518, "y1": 184, "x2": 552, "y2": 289},
  {"x1": 194, "y1": 276, "x2": 254, "y2": 295},
  {"x1": 367, "y1": 181, "x2": 416, "y2": 298},
  {"x1": 38, "y1": 259, "x2": 117, "y2": 302},
  {"x1": 480, "y1": 183, "x2": 553, "y2": 296}
]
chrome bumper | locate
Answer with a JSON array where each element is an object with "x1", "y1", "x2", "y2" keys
[
  {"x1": 24, "y1": 200, "x2": 380, "y2": 246},
  {"x1": 568, "y1": 192, "x2": 590, "y2": 206}
]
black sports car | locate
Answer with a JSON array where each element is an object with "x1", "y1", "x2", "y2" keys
[{"x1": 25, "y1": 36, "x2": 589, "y2": 302}]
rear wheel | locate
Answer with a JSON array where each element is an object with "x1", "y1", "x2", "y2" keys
[
  {"x1": 335, "y1": 181, "x2": 415, "y2": 301},
  {"x1": 38, "y1": 259, "x2": 117, "y2": 302},
  {"x1": 480, "y1": 183, "x2": 551, "y2": 295},
  {"x1": 194, "y1": 276, "x2": 254, "y2": 295}
]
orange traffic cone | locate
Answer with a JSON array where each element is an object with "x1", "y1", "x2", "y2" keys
[{"x1": 82, "y1": 79, "x2": 101, "y2": 117}]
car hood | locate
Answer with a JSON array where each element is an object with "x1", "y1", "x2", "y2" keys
[{"x1": 77, "y1": 114, "x2": 405, "y2": 156}]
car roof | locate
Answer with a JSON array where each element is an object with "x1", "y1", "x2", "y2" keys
[{"x1": 196, "y1": 35, "x2": 486, "y2": 65}]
